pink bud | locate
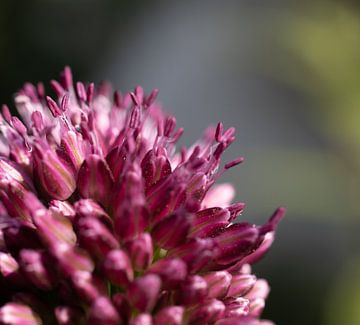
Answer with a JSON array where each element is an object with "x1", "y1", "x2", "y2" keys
[
  {"x1": 49, "y1": 200, "x2": 76, "y2": 221},
  {"x1": 112, "y1": 293, "x2": 131, "y2": 323},
  {"x1": 223, "y1": 297, "x2": 250, "y2": 318},
  {"x1": 176, "y1": 275, "x2": 208, "y2": 305},
  {"x1": 248, "y1": 298, "x2": 266, "y2": 317},
  {"x1": 19, "y1": 249, "x2": 55, "y2": 290},
  {"x1": 192, "y1": 207, "x2": 231, "y2": 238},
  {"x1": 88, "y1": 297, "x2": 121, "y2": 325},
  {"x1": 60, "y1": 131, "x2": 85, "y2": 171},
  {"x1": 1, "y1": 104, "x2": 12, "y2": 124},
  {"x1": 151, "y1": 213, "x2": 191, "y2": 250},
  {"x1": 227, "y1": 274, "x2": 257, "y2": 297},
  {"x1": 188, "y1": 299, "x2": 225, "y2": 324},
  {"x1": 53, "y1": 246, "x2": 94, "y2": 277},
  {"x1": 46, "y1": 96, "x2": 61, "y2": 117},
  {"x1": 70, "y1": 271, "x2": 106, "y2": 302},
  {"x1": 50, "y1": 79, "x2": 65, "y2": 96},
  {"x1": 3, "y1": 224, "x2": 42, "y2": 255},
  {"x1": 76, "y1": 217, "x2": 119, "y2": 259},
  {"x1": 168, "y1": 238, "x2": 218, "y2": 273},
  {"x1": 0, "y1": 252, "x2": 19, "y2": 277},
  {"x1": 144, "y1": 88, "x2": 159, "y2": 108},
  {"x1": 0, "y1": 183, "x2": 34, "y2": 227},
  {"x1": 124, "y1": 233, "x2": 153, "y2": 271},
  {"x1": 77, "y1": 154, "x2": 114, "y2": 206},
  {"x1": 103, "y1": 249, "x2": 133, "y2": 287},
  {"x1": 204, "y1": 271, "x2": 232, "y2": 299},
  {"x1": 114, "y1": 203, "x2": 149, "y2": 241},
  {"x1": 76, "y1": 82, "x2": 87, "y2": 102},
  {"x1": 128, "y1": 274, "x2": 161, "y2": 312},
  {"x1": 33, "y1": 144, "x2": 76, "y2": 200},
  {"x1": 31, "y1": 111, "x2": 43, "y2": 132},
  {"x1": 61, "y1": 66, "x2": 73, "y2": 91},
  {"x1": 154, "y1": 306, "x2": 184, "y2": 325},
  {"x1": 141, "y1": 149, "x2": 171, "y2": 191},
  {"x1": 87, "y1": 83, "x2": 95, "y2": 103},
  {"x1": 33, "y1": 209, "x2": 77, "y2": 249},
  {"x1": 74, "y1": 199, "x2": 113, "y2": 230},
  {"x1": 214, "y1": 223, "x2": 259, "y2": 266},
  {"x1": 0, "y1": 303, "x2": 41, "y2": 325},
  {"x1": 245, "y1": 279, "x2": 270, "y2": 301},
  {"x1": 147, "y1": 258, "x2": 187, "y2": 289}
]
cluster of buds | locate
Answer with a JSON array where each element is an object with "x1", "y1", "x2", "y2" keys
[{"x1": 0, "y1": 67, "x2": 284, "y2": 325}]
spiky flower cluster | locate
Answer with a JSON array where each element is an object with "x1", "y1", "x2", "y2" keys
[{"x1": 0, "y1": 67, "x2": 284, "y2": 325}]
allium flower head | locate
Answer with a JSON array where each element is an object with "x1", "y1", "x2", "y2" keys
[{"x1": 0, "y1": 67, "x2": 285, "y2": 325}]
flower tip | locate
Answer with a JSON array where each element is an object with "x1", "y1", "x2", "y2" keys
[
  {"x1": 215, "y1": 122, "x2": 224, "y2": 142},
  {"x1": 45, "y1": 96, "x2": 61, "y2": 117},
  {"x1": 224, "y1": 157, "x2": 244, "y2": 170},
  {"x1": 130, "y1": 92, "x2": 141, "y2": 107},
  {"x1": 270, "y1": 207, "x2": 286, "y2": 226},
  {"x1": 62, "y1": 66, "x2": 73, "y2": 91}
]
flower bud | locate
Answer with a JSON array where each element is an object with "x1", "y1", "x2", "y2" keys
[
  {"x1": 154, "y1": 306, "x2": 184, "y2": 325},
  {"x1": 74, "y1": 199, "x2": 113, "y2": 230},
  {"x1": 188, "y1": 299, "x2": 225, "y2": 324},
  {"x1": 192, "y1": 207, "x2": 230, "y2": 238},
  {"x1": 128, "y1": 274, "x2": 161, "y2": 312},
  {"x1": 0, "y1": 183, "x2": 34, "y2": 227},
  {"x1": 33, "y1": 209, "x2": 77, "y2": 250},
  {"x1": 19, "y1": 249, "x2": 55, "y2": 290},
  {"x1": 49, "y1": 200, "x2": 76, "y2": 221},
  {"x1": 114, "y1": 204, "x2": 149, "y2": 241},
  {"x1": 214, "y1": 223, "x2": 259, "y2": 266},
  {"x1": 76, "y1": 217, "x2": 119, "y2": 259},
  {"x1": 70, "y1": 271, "x2": 106, "y2": 303},
  {"x1": 151, "y1": 213, "x2": 192, "y2": 250},
  {"x1": 0, "y1": 252, "x2": 18, "y2": 277},
  {"x1": 103, "y1": 249, "x2": 133, "y2": 287},
  {"x1": 141, "y1": 149, "x2": 171, "y2": 191},
  {"x1": 245, "y1": 279, "x2": 270, "y2": 301},
  {"x1": 60, "y1": 130, "x2": 85, "y2": 171},
  {"x1": 124, "y1": 233, "x2": 153, "y2": 271},
  {"x1": 147, "y1": 258, "x2": 187, "y2": 289},
  {"x1": 248, "y1": 298, "x2": 266, "y2": 317},
  {"x1": 169, "y1": 238, "x2": 218, "y2": 273},
  {"x1": 227, "y1": 274, "x2": 257, "y2": 297},
  {"x1": 223, "y1": 297, "x2": 250, "y2": 318},
  {"x1": 53, "y1": 246, "x2": 94, "y2": 277},
  {"x1": 3, "y1": 224, "x2": 42, "y2": 254},
  {"x1": 112, "y1": 293, "x2": 131, "y2": 323},
  {"x1": 0, "y1": 303, "x2": 41, "y2": 325},
  {"x1": 203, "y1": 271, "x2": 232, "y2": 299},
  {"x1": 77, "y1": 154, "x2": 114, "y2": 206},
  {"x1": 88, "y1": 297, "x2": 121, "y2": 325},
  {"x1": 176, "y1": 275, "x2": 208, "y2": 305},
  {"x1": 33, "y1": 144, "x2": 76, "y2": 200}
]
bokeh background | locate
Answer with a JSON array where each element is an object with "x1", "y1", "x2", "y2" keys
[{"x1": 1, "y1": 0, "x2": 360, "y2": 324}]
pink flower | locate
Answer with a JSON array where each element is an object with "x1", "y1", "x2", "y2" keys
[{"x1": 0, "y1": 67, "x2": 285, "y2": 324}]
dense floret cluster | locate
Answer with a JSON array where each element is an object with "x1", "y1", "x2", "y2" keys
[{"x1": 0, "y1": 67, "x2": 284, "y2": 325}]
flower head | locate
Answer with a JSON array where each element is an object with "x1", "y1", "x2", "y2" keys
[{"x1": 0, "y1": 67, "x2": 285, "y2": 324}]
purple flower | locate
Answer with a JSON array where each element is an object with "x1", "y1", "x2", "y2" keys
[{"x1": 0, "y1": 67, "x2": 285, "y2": 325}]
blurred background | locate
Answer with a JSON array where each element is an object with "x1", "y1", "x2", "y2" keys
[{"x1": 1, "y1": 0, "x2": 360, "y2": 324}]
